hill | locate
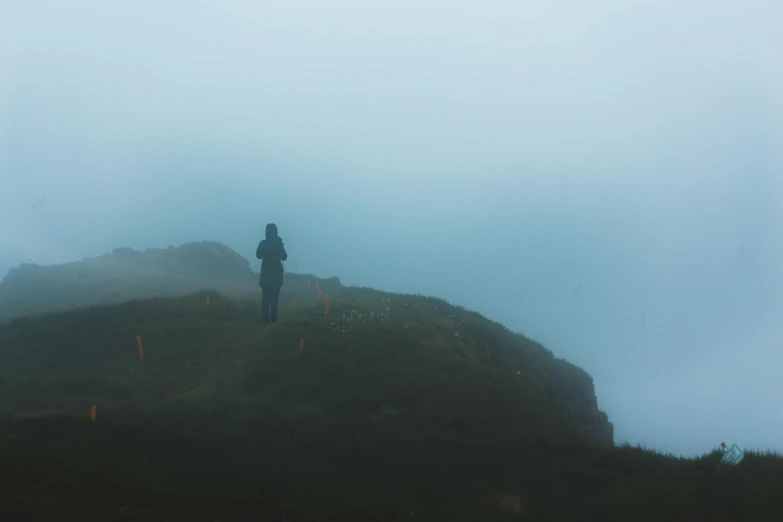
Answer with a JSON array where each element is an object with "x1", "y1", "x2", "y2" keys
[
  {"x1": 0, "y1": 243, "x2": 781, "y2": 521},
  {"x1": 0, "y1": 241, "x2": 258, "y2": 322},
  {"x1": 0, "y1": 286, "x2": 612, "y2": 447}
]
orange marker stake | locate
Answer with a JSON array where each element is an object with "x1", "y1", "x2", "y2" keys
[
  {"x1": 90, "y1": 405, "x2": 97, "y2": 423},
  {"x1": 206, "y1": 295, "x2": 210, "y2": 307},
  {"x1": 308, "y1": 280, "x2": 311, "y2": 288},
  {"x1": 136, "y1": 336, "x2": 144, "y2": 363},
  {"x1": 325, "y1": 293, "x2": 329, "y2": 316},
  {"x1": 299, "y1": 339, "x2": 304, "y2": 352},
  {"x1": 316, "y1": 280, "x2": 320, "y2": 292}
]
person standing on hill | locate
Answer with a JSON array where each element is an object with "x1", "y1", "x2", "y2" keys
[{"x1": 256, "y1": 223, "x2": 288, "y2": 324}]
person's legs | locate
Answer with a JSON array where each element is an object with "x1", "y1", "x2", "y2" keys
[
  {"x1": 270, "y1": 285, "x2": 281, "y2": 323},
  {"x1": 261, "y1": 286, "x2": 271, "y2": 324}
]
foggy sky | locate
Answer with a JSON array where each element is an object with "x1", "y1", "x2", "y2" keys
[{"x1": 1, "y1": 0, "x2": 782, "y2": 457}]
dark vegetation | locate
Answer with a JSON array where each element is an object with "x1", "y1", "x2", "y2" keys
[{"x1": 0, "y1": 243, "x2": 780, "y2": 521}]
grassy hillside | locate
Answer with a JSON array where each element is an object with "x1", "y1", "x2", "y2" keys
[
  {"x1": 0, "y1": 245, "x2": 781, "y2": 521},
  {"x1": 0, "y1": 284, "x2": 611, "y2": 446}
]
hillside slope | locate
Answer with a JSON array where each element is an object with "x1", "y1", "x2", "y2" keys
[{"x1": 0, "y1": 285, "x2": 613, "y2": 449}]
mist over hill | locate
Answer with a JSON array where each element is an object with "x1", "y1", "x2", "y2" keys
[{"x1": 0, "y1": 241, "x2": 260, "y2": 322}]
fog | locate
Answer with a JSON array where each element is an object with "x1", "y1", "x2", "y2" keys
[{"x1": 1, "y1": 0, "x2": 781, "y2": 456}]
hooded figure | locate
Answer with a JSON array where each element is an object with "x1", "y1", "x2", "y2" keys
[{"x1": 256, "y1": 223, "x2": 288, "y2": 324}]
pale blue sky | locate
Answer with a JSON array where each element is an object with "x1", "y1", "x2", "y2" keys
[{"x1": 1, "y1": 0, "x2": 782, "y2": 456}]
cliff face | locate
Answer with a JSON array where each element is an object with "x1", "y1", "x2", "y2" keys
[
  {"x1": 583, "y1": 421, "x2": 615, "y2": 447},
  {"x1": 562, "y1": 376, "x2": 614, "y2": 447},
  {"x1": 503, "y1": 338, "x2": 614, "y2": 448}
]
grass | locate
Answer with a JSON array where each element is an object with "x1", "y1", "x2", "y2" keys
[{"x1": 0, "y1": 247, "x2": 781, "y2": 521}]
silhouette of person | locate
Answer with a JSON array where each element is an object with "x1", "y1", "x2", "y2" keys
[{"x1": 256, "y1": 223, "x2": 288, "y2": 324}]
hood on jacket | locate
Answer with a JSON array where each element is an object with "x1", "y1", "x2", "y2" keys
[{"x1": 265, "y1": 223, "x2": 278, "y2": 240}]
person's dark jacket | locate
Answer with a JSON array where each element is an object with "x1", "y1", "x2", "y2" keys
[{"x1": 256, "y1": 224, "x2": 288, "y2": 287}]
